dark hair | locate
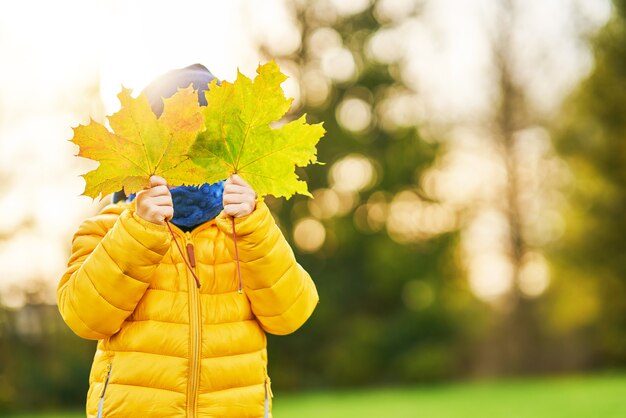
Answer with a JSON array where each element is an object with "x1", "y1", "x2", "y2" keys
[{"x1": 112, "y1": 64, "x2": 218, "y2": 203}]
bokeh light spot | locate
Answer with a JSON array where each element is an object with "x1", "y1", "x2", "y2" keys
[
  {"x1": 337, "y1": 98, "x2": 372, "y2": 133},
  {"x1": 293, "y1": 218, "x2": 326, "y2": 253},
  {"x1": 329, "y1": 154, "x2": 377, "y2": 193}
]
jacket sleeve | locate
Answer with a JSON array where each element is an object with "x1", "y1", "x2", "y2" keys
[
  {"x1": 57, "y1": 205, "x2": 171, "y2": 340},
  {"x1": 216, "y1": 201, "x2": 319, "y2": 335}
]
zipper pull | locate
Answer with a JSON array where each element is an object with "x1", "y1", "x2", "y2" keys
[
  {"x1": 185, "y1": 239, "x2": 200, "y2": 288},
  {"x1": 166, "y1": 222, "x2": 201, "y2": 288},
  {"x1": 186, "y1": 243, "x2": 196, "y2": 268}
]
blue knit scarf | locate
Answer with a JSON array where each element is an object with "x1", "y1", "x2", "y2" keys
[
  {"x1": 170, "y1": 182, "x2": 224, "y2": 231},
  {"x1": 128, "y1": 182, "x2": 224, "y2": 232}
]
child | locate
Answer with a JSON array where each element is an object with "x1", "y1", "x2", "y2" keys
[{"x1": 57, "y1": 64, "x2": 319, "y2": 418}]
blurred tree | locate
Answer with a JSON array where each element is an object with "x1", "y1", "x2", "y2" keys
[
  {"x1": 553, "y1": 0, "x2": 626, "y2": 368},
  {"x1": 471, "y1": 0, "x2": 552, "y2": 375},
  {"x1": 402, "y1": 0, "x2": 608, "y2": 376},
  {"x1": 249, "y1": 0, "x2": 485, "y2": 389}
]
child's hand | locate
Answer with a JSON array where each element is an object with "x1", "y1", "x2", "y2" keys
[
  {"x1": 135, "y1": 176, "x2": 174, "y2": 225},
  {"x1": 223, "y1": 174, "x2": 257, "y2": 218}
]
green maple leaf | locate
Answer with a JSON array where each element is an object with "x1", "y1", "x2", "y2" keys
[
  {"x1": 189, "y1": 61, "x2": 326, "y2": 199},
  {"x1": 72, "y1": 85, "x2": 208, "y2": 199}
]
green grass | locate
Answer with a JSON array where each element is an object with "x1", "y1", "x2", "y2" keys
[
  {"x1": 8, "y1": 374, "x2": 626, "y2": 418},
  {"x1": 274, "y1": 374, "x2": 626, "y2": 418}
]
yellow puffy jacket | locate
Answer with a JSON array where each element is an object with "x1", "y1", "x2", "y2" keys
[{"x1": 57, "y1": 200, "x2": 318, "y2": 418}]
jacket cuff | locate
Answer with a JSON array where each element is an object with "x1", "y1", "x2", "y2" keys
[
  {"x1": 120, "y1": 202, "x2": 171, "y2": 256},
  {"x1": 216, "y1": 198, "x2": 270, "y2": 238}
]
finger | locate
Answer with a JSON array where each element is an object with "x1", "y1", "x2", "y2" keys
[
  {"x1": 223, "y1": 192, "x2": 255, "y2": 206},
  {"x1": 149, "y1": 195, "x2": 173, "y2": 207},
  {"x1": 229, "y1": 174, "x2": 251, "y2": 188},
  {"x1": 223, "y1": 184, "x2": 251, "y2": 195},
  {"x1": 135, "y1": 189, "x2": 150, "y2": 204},
  {"x1": 234, "y1": 176, "x2": 257, "y2": 199},
  {"x1": 152, "y1": 205, "x2": 173, "y2": 221},
  {"x1": 150, "y1": 175, "x2": 168, "y2": 188},
  {"x1": 222, "y1": 204, "x2": 236, "y2": 217},
  {"x1": 162, "y1": 206, "x2": 174, "y2": 221},
  {"x1": 223, "y1": 195, "x2": 242, "y2": 207},
  {"x1": 147, "y1": 185, "x2": 171, "y2": 198},
  {"x1": 223, "y1": 203, "x2": 247, "y2": 217}
]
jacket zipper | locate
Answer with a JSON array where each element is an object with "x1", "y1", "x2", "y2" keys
[
  {"x1": 97, "y1": 363, "x2": 112, "y2": 418},
  {"x1": 185, "y1": 232, "x2": 202, "y2": 418},
  {"x1": 264, "y1": 370, "x2": 273, "y2": 418}
]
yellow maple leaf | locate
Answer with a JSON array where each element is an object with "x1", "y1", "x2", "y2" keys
[
  {"x1": 189, "y1": 61, "x2": 326, "y2": 199},
  {"x1": 72, "y1": 85, "x2": 208, "y2": 199}
]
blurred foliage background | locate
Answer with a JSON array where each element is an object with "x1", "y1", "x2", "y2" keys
[{"x1": 1, "y1": 0, "x2": 626, "y2": 414}]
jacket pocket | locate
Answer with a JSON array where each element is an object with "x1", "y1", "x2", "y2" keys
[{"x1": 97, "y1": 362, "x2": 113, "y2": 418}]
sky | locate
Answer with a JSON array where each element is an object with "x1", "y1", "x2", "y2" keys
[{"x1": 0, "y1": 0, "x2": 613, "y2": 306}]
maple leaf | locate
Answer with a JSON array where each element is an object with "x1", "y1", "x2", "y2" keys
[
  {"x1": 72, "y1": 85, "x2": 208, "y2": 199},
  {"x1": 189, "y1": 61, "x2": 326, "y2": 199}
]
